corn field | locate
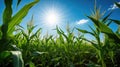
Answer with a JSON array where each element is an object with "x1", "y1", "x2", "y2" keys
[{"x1": 0, "y1": 0, "x2": 120, "y2": 67}]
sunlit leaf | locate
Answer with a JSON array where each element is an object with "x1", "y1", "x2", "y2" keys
[
  {"x1": 29, "y1": 62, "x2": 35, "y2": 67},
  {"x1": 32, "y1": 51, "x2": 48, "y2": 56},
  {"x1": 88, "y1": 16, "x2": 113, "y2": 34},
  {"x1": 7, "y1": 0, "x2": 39, "y2": 35},
  {"x1": 76, "y1": 28, "x2": 94, "y2": 36},
  {"x1": 1, "y1": 0, "x2": 12, "y2": 39},
  {"x1": 10, "y1": 51, "x2": 24, "y2": 67},
  {"x1": 3, "y1": 0, "x2": 12, "y2": 23},
  {"x1": 88, "y1": 16, "x2": 120, "y2": 43}
]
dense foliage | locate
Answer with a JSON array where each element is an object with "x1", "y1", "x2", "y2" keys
[{"x1": 0, "y1": 0, "x2": 120, "y2": 67}]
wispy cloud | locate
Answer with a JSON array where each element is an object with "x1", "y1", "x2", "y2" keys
[
  {"x1": 108, "y1": 2, "x2": 120, "y2": 10},
  {"x1": 76, "y1": 19, "x2": 89, "y2": 25}
]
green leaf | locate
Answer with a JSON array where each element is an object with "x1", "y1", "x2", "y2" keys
[
  {"x1": 51, "y1": 57, "x2": 62, "y2": 61},
  {"x1": 30, "y1": 28, "x2": 42, "y2": 39},
  {"x1": 88, "y1": 16, "x2": 113, "y2": 34},
  {"x1": 28, "y1": 25, "x2": 37, "y2": 35},
  {"x1": 0, "y1": 51, "x2": 11, "y2": 62},
  {"x1": 35, "y1": 28, "x2": 42, "y2": 35},
  {"x1": 29, "y1": 62, "x2": 35, "y2": 67},
  {"x1": 108, "y1": 51, "x2": 114, "y2": 63},
  {"x1": 106, "y1": 20, "x2": 112, "y2": 26},
  {"x1": 115, "y1": 2, "x2": 120, "y2": 8},
  {"x1": 10, "y1": 51, "x2": 24, "y2": 67},
  {"x1": 3, "y1": 0, "x2": 12, "y2": 23},
  {"x1": 56, "y1": 26, "x2": 62, "y2": 35},
  {"x1": 21, "y1": 30, "x2": 28, "y2": 40},
  {"x1": 32, "y1": 51, "x2": 48, "y2": 56},
  {"x1": 102, "y1": 12, "x2": 112, "y2": 23},
  {"x1": 27, "y1": 16, "x2": 35, "y2": 34},
  {"x1": 88, "y1": 16, "x2": 120, "y2": 43},
  {"x1": 88, "y1": 25, "x2": 97, "y2": 35},
  {"x1": 82, "y1": 38, "x2": 99, "y2": 49},
  {"x1": 2, "y1": 0, "x2": 12, "y2": 39},
  {"x1": 61, "y1": 33, "x2": 68, "y2": 42},
  {"x1": 76, "y1": 28, "x2": 94, "y2": 36},
  {"x1": 0, "y1": 51, "x2": 24, "y2": 67},
  {"x1": 46, "y1": 35, "x2": 53, "y2": 42},
  {"x1": 17, "y1": 0, "x2": 21, "y2": 7},
  {"x1": 7, "y1": 0, "x2": 40, "y2": 35},
  {"x1": 76, "y1": 28, "x2": 89, "y2": 33},
  {"x1": 110, "y1": 19, "x2": 120, "y2": 25},
  {"x1": 1, "y1": 24, "x2": 8, "y2": 39},
  {"x1": 116, "y1": 26, "x2": 120, "y2": 34}
]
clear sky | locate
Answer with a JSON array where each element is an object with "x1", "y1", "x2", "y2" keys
[{"x1": 0, "y1": 0, "x2": 120, "y2": 39}]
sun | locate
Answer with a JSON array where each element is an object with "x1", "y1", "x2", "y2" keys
[
  {"x1": 40, "y1": 7, "x2": 63, "y2": 27},
  {"x1": 46, "y1": 10, "x2": 59, "y2": 26},
  {"x1": 39, "y1": 5, "x2": 66, "y2": 28}
]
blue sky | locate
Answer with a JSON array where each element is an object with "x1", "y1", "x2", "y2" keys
[{"x1": 0, "y1": 0, "x2": 120, "y2": 39}]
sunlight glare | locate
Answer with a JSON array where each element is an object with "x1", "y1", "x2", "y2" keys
[
  {"x1": 40, "y1": 7, "x2": 62, "y2": 27},
  {"x1": 39, "y1": 5, "x2": 67, "y2": 28},
  {"x1": 46, "y1": 10, "x2": 59, "y2": 26}
]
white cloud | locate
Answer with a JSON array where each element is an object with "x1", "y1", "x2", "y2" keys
[
  {"x1": 108, "y1": 2, "x2": 120, "y2": 10},
  {"x1": 76, "y1": 19, "x2": 89, "y2": 25}
]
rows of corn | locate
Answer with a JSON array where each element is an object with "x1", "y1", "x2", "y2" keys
[{"x1": 0, "y1": 0, "x2": 120, "y2": 67}]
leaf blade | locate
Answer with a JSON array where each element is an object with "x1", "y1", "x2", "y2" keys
[{"x1": 7, "y1": 0, "x2": 39, "y2": 35}]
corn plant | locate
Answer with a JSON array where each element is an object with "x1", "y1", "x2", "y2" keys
[
  {"x1": 0, "y1": 0, "x2": 120, "y2": 67},
  {"x1": 76, "y1": 1, "x2": 120, "y2": 67},
  {"x1": 0, "y1": 0, "x2": 39, "y2": 67}
]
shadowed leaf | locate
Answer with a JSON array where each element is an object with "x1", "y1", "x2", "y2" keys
[
  {"x1": 110, "y1": 19, "x2": 120, "y2": 25},
  {"x1": 17, "y1": 0, "x2": 21, "y2": 7},
  {"x1": 10, "y1": 51, "x2": 24, "y2": 67},
  {"x1": 115, "y1": 2, "x2": 120, "y2": 8}
]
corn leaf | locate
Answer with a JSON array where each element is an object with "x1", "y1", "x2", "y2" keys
[
  {"x1": 102, "y1": 12, "x2": 112, "y2": 23},
  {"x1": 88, "y1": 16, "x2": 120, "y2": 43},
  {"x1": 0, "y1": 51, "x2": 11, "y2": 62},
  {"x1": 3, "y1": 0, "x2": 12, "y2": 23},
  {"x1": 76, "y1": 28, "x2": 94, "y2": 36},
  {"x1": 17, "y1": 0, "x2": 21, "y2": 7},
  {"x1": 29, "y1": 62, "x2": 35, "y2": 67},
  {"x1": 30, "y1": 28, "x2": 42, "y2": 39},
  {"x1": 10, "y1": 51, "x2": 24, "y2": 67},
  {"x1": 0, "y1": 51, "x2": 24, "y2": 67},
  {"x1": 56, "y1": 26, "x2": 61, "y2": 35},
  {"x1": 106, "y1": 20, "x2": 112, "y2": 26},
  {"x1": 32, "y1": 51, "x2": 48, "y2": 56},
  {"x1": 1, "y1": 0, "x2": 12, "y2": 39},
  {"x1": 115, "y1": 2, "x2": 120, "y2": 8},
  {"x1": 110, "y1": 19, "x2": 120, "y2": 25},
  {"x1": 7, "y1": 0, "x2": 39, "y2": 35},
  {"x1": 116, "y1": 26, "x2": 120, "y2": 34},
  {"x1": 21, "y1": 30, "x2": 28, "y2": 41},
  {"x1": 88, "y1": 25, "x2": 97, "y2": 35},
  {"x1": 88, "y1": 16, "x2": 113, "y2": 34},
  {"x1": 82, "y1": 38, "x2": 99, "y2": 49}
]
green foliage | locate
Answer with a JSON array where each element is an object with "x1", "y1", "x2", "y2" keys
[
  {"x1": 0, "y1": 0, "x2": 120, "y2": 67},
  {"x1": 7, "y1": 0, "x2": 39, "y2": 35},
  {"x1": 0, "y1": 51, "x2": 24, "y2": 67},
  {"x1": 11, "y1": 51, "x2": 24, "y2": 67},
  {"x1": 0, "y1": 0, "x2": 40, "y2": 67}
]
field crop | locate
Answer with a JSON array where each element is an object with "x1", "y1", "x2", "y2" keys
[{"x1": 0, "y1": 0, "x2": 120, "y2": 67}]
